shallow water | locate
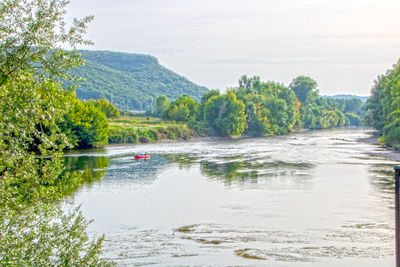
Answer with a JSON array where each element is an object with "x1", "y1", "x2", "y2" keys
[{"x1": 66, "y1": 128, "x2": 397, "y2": 266}]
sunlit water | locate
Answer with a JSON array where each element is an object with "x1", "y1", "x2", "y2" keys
[{"x1": 65, "y1": 128, "x2": 397, "y2": 266}]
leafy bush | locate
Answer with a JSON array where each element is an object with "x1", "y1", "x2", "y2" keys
[
  {"x1": 60, "y1": 97, "x2": 109, "y2": 148},
  {"x1": 187, "y1": 120, "x2": 209, "y2": 135},
  {"x1": 163, "y1": 94, "x2": 199, "y2": 122},
  {"x1": 108, "y1": 127, "x2": 138, "y2": 144}
]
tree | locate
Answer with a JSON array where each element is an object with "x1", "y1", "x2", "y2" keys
[
  {"x1": 204, "y1": 91, "x2": 246, "y2": 136},
  {"x1": 154, "y1": 95, "x2": 170, "y2": 117},
  {"x1": 167, "y1": 104, "x2": 191, "y2": 122},
  {"x1": 0, "y1": 0, "x2": 93, "y2": 85},
  {"x1": 289, "y1": 76, "x2": 358, "y2": 130},
  {"x1": 238, "y1": 75, "x2": 261, "y2": 91},
  {"x1": 343, "y1": 98, "x2": 363, "y2": 114},
  {"x1": 61, "y1": 97, "x2": 109, "y2": 148},
  {"x1": 163, "y1": 94, "x2": 199, "y2": 122},
  {"x1": 92, "y1": 98, "x2": 120, "y2": 118},
  {"x1": 365, "y1": 60, "x2": 400, "y2": 147},
  {"x1": 235, "y1": 77, "x2": 300, "y2": 136},
  {"x1": 289, "y1": 76, "x2": 318, "y2": 104},
  {"x1": 0, "y1": 0, "x2": 108, "y2": 265},
  {"x1": 197, "y1": 89, "x2": 220, "y2": 120},
  {"x1": 345, "y1": 112, "x2": 361, "y2": 126}
]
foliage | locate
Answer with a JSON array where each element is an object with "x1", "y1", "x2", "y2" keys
[
  {"x1": 166, "y1": 104, "x2": 190, "y2": 122},
  {"x1": 161, "y1": 75, "x2": 365, "y2": 137},
  {"x1": 345, "y1": 112, "x2": 362, "y2": 126},
  {"x1": 0, "y1": 75, "x2": 109, "y2": 266},
  {"x1": 108, "y1": 116, "x2": 195, "y2": 143},
  {"x1": 187, "y1": 120, "x2": 209, "y2": 135},
  {"x1": 154, "y1": 95, "x2": 170, "y2": 117},
  {"x1": 0, "y1": 0, "x2": 109, "y2": 265},
  {"x1": 60, "y1": 97, "x2": 109, "y2": 148},
  {"x1": 156, "y1": 75, "x2": 366, "y2": 137},
  {"x1": 163, "y1": 94, "x2": 199, "y2": 122},
  {"x1": 0, "y1": 0, "x2": 93, "y2": 85},
  {"x1": 332, "y1": 98, "x2": 365, "y2": 117},
  {"x1": 68, "y1": 50, "x2": 209, "y2": 110},
  {"x1": 235, "y1": 76, "x2": 300, "y2": 136},
  {"x1": 108, "y1": 127, "x2": 138, "y2": 144},
  {"x1": 0, "y1": 205, "x2": 107, "y2": 266},
  {"x1": 289, "y1": 76, "x2": 318, "y2": 104},
  {"x1": 365, "y1": 60, "x2": 400, "y2": 148},
  {"x1": 92, "y1": 98, "x2": 120, "y2": 118},
  {"x1": 1, "y1": 76, "x2": 75, "y2": 206},
  {"x1": 290, "y1": 76, "x2": 364, "y2": 130},
  {"x1": 197, "y1": 89, "x2": 220, "y2": 120},
  {"x1": 204, "y1": 90, "x2": 247, "y2": 136}
]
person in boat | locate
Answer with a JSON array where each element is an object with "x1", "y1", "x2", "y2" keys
[{"x1": 134, "y1": 153, "x2": 150, "y2": 159}]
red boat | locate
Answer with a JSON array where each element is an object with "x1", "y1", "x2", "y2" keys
[{"x1": 134, "y1": 154, "x2": 151, "y2": 160}]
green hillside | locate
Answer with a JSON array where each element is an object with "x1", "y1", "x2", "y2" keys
[{"x1": 68, "y1": 50, "x2": 209, "y2": 110}]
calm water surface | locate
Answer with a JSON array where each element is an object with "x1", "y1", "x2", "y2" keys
[{"x1": 66, "y1": 128, "x2": 397, "y2": 266}]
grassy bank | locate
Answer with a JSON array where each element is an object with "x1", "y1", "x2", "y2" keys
[{"x1": 108, "y1": 116, "x2": 198, "y2": 144}]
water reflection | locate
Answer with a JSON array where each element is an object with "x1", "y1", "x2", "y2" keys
[
  {"x1": 64, "y1": 155, "x2": 109, "y2": 183},
  {"x1": 65, "y1": 152, "x2": 315, "y2": 189},
  {"x1": 68, "y1": 128, "x2": 398, "y2": 266},
  {"x1": 368, "y1": 163, "x2": 396, "y2": 204},
  {"x1": 101, "y1": 155, "x2": 170, "y2": 188},
  {"x1": 166, "y1": 153, "x2": 314, "y2": 185}
]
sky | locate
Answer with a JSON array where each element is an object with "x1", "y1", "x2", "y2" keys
[{"x1": 66, "y1": 0, "x2": 400, "y2": 96}]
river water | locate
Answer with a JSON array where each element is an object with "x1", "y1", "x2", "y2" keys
[{"x1": 66, "y1": 128, "x2": 397, "y2": 266}]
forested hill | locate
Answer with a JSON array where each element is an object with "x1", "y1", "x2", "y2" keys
[
  {"x1": 322, "y1": 94, "x2": 369, "y2": 102},
  {"x1": 68, "y1": 50, "x2": 209, "y2": 110}
]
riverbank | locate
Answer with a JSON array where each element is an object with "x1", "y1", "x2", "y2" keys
[
  {"x1": 108, "y1": 116, "x2": 200, "y2": 144},
  {"x1": 357, "y1": 135, "x2": 400, "y2": 161},
  {"x1": 107, "y1": 116, "x2": 257, "y2": 145},
  {"x1": 109, "y1": 121, "x2": 400, "y2": 163},
  {"x1": 107, "y1": 117, "x2": 400, "y2": 163}
]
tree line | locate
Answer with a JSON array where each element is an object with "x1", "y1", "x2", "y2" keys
[
  {"x1": 155, "y1": 75, "x2": 365, "y2": 136},
  {"x1": 39, "y1": 71, "x2": 366, "y2": 149},
  {"x1": 365, "y1": 59, "x2": 400, "y2": 148}
]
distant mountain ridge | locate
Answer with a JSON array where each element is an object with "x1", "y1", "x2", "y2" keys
[
  {"x1": 322, "y1": 94, "x2": 369, "y2": 102},
  {"x1": 68, "y1": 50, "x2": 209, "y2": 110}
]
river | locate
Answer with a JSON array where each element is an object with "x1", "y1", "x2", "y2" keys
[{"x1": 65, "y1": 128, "x2": 396, "y2": 266}]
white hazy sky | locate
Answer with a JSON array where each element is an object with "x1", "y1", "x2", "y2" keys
[{"x1": 66, "y1": 0, "x2": 400, "y2": 96}]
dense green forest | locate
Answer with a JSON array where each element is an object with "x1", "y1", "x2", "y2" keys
[
  {"x1": 67, "y1": 50, "x2": 209, "y2": 110},
  {"x1": 290, "y1": 76, "x2": 365, "y2": 130},
  {"x1": 96, "y1": 75, "x2": 367, "y2": 146},
  {"x1": 365, "y1": 60, "x2": 400, "y2": 148},
  {"x1": 154, "y1": 75, "x2": 366, "y2": 137}
]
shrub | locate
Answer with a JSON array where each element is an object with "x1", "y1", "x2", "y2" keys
[{"x1": 108, "y1": 127, "x2": 138, "y2": 144}]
